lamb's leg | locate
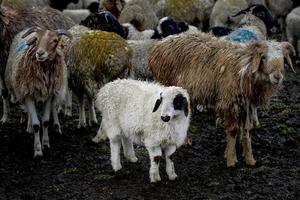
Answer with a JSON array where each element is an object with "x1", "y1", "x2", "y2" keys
[
  {"x1": 64, "y1": 89, "x2": 72, "y2": 117},
  {"x1": 92, "y1": 123, "x2": 107, "y2": 143},
  {"x1": 77, "y1": 97, "x2": 86, "y2": 128},
  {"x1": 146, "y1": 146, "x2": 162, "y2": 183},
  {"x1": 242, "y1": 131, "x2": 256, "y2": 166},
  {"x1": 25, "y1": 97, "x2": 42, "y2": 157},
  {"x1": 42, "y1": 97, "x2": 52, "y2": 149},
  {"x1": 1, "y1": 96, "x2": 9, "y2": 123},
  {"x1": 52, "y1": 98, "x2": 62, "y2": 134},
  {"x1": 164, "y1": 145, "x2": 177, "y2": 181},
  {"x1": 252, "y1": 105, "x2": 259, "y2": 127},
  {"x1": 121, "y1": 136, "x2": 138, "y2": 163},
  {"x1": 225, "y1": 129, "x2": 238, "y2": 167},
  {"x1": 88, "y1": 99, "x2": 97, "y2": 126},
  {"x1": 109, "y1": 132, "x2": 122, "y2": 171}
]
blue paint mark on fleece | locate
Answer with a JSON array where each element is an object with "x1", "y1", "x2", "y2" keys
[
  {"x1": 225, "y1": 28, "x2": 258, "y2": 43},
  {"x1": 15, "y1": 39, "x2": 28, "y2": 54}
]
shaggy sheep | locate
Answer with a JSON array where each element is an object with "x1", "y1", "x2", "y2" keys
[
  {"x1": 92, "y1": 79, "x2": 191, "y2": 183},
  {"x1": 210, "y1": 0, "x2": 248, "y2": 28},
  {"x1": 118, "y1": 0, "x2": 158, "y2": 31},
  {"x1": 65, "y1": 26, "x2": 132, "y2": 128},
  {"x1": 0, "y1": 0, "x2": 75, "y2": 122},
  {"x1": 149, "y1": 33, "x2": 295, "y2": 167},
  {"x1": 62, "y1": 2, "x2": 99, "y2": 24},
  {"x1": 286, "y1": 6, "x2": 300, "y2": 57},
  {"x1": 123, "y1": 23, "x2": 155, "y2": 40},
  {"x1": 5, "y1": 27, "x2": 71, "y2": 157},
  {"x1": 80, "y1": 11, "x2": 126, "y2": 38}
]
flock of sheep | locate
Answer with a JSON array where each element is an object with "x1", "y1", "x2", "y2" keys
[{"x1": 0, "y1": 0, "x2": 299, "y2": 183}]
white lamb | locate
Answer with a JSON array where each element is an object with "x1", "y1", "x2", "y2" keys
[{"x1": 92, "y1": 79, "x2": 191, "y2": 183}]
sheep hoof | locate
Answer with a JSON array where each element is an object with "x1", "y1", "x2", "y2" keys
[
  {"x1": 127, "y1": 156, "x2": 138, "y2": 163},
  {"x1": 112, "y1": 163, "x2": 122, "y2": 172},
  {"x1": 77, "y1": 123, "x2": 86, "y2": 129},
  {"x1": 150, "y1": 171, "x2": 161, "y2": 183},
  {"x1": 34, "y1": 147, "x2": 43, "y2": 157},
  {"x1": 254, "y1": 121, "x2": 260, "y2": 128},
  {"x1": 0, "y1": 116, "x2": 8, "y2": 123},
  {"x1": 226, "y1": 158, "x2": 238, "y2": 167},
  {"x1": 245, "y1": 158, "x2": 256, "y2": 166},
  {"x1": 168, "y1": 173, "x2": 178, "y2": 181},
  {"x1": 42, "y1": 140, "x2": 50, "y2": 149}
]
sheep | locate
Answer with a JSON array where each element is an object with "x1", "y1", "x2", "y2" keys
[
  {"x1": 0, "y1": 0, "x2": 75, "y2": 122},
  {"x1": 151, "y1": 0, "x2": 207, "y2": 30},
  {"x1": 65, "y1": 26, "x2": 132, "y2": 128},
  {"x1": 62, "y1": 2, "x2": 99, "y2": 24},
  {"x1": 118, "y1": 0, "x2": 158, "y2": 31},
  {"x1": 5, "y1": 27, "x2": 72, "y2": 157},
  {"x1": 210, "y1": 0, "x2": 249, "y2": 28},
  {"x1": 92, "y1": 79, "x2": 191, "y2": 183},
  {"x1": 99, "y1": 0, "x2": 126, "y2": 19},
  {"x1": 66, "y1": 0, "x2": 98, "y2": 9},
  {"x1": 80, "y1": 11, "x2": 126, "y2": 38},
  {"x1": 246, "y1": 0, "x2": 266, "y2": 6},
  {"x1": 286, "y1": 6, "x2": 300, "y2": 58},
  {"x1": 149, "y1": 32, "x2": 295, "y2": 167}
]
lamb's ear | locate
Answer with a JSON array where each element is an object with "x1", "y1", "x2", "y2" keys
[
  {"x1": 182, "y1": 97, "x2": 189, "y2": 117},
  {"x1": 282, "y1": 42, "x2": 296, "y2": 73},
  {"x1": 153, "y1": 98, "x2": 162, "y2": 112},
  {"x1": 251, "y1": 42, "x2": 268, "y2": 74}
]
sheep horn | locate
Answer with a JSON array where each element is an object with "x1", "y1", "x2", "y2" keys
[
  {"x1": 56, "y1": 30, "x2": 73, "y2": 40},
  {"x1": 282, "y1": 42, "x2": 296, "y2": 73},
  {"x1": 22, "y1": 27, "x2": 42, "y2": 39}
]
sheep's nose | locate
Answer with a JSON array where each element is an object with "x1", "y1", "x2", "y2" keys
[
  {"x1": 37, "y1": 49, "x2": 46, "y2": 57},
  {"x1": 161, "y1": 116, "x2": 170, "y2": 122},
  {"x1": 274, "y1": 74, "x2": 282, "y2": 82}
]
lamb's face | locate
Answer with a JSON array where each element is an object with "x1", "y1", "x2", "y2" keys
[
  {"x1": 259, "y1": 42, "x2": 295, "y2": 85},
  {"x1": 152, "y1": 88, "x2": 189, "y2": 123}
]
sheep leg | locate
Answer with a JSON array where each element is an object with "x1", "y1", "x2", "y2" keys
[
  {"x1": 146, "y1": 146, "x2": 162, "y2": 183},
  {"x1": 25, "y1": 97, "x2": 42, "y2": 157},
  {"x1": 164, "y1": 145, "x2": 177, "y2": 181},
  {"x1": 109, "y1": 132, "x2": 122, "y2": 172},
  {"x1": 92, "y1": 122, "x2": 107, "y2": 143},
  {"x1": 26, "y1": 111, "x2": 33, "y2": 133},
  {"x1": 225, "y1": 129, "x2": 238, "y2": 167},
  {"x1": 52, "y1": 98, "x2": 62, "y2": 134},
  {"x1": 77, "y1": 97, "x2": 86, "y2": 128},
  {"x1": 88, "y1": 99, "x2": 97, "y2": 127},
  {"x1": 64, "y1": 89, "x2": 72, "y2": 117},
  {"x1": 242, "y1": 131, "x2": 256, "y2": 166},
  {"x1": 0, "y1": 96, "x2": 9, "y2": 123},
  {"x1": 42, "y1": 98, "x2": 52, "y2": 149},
  {"x1": 252, "y1": 105, "x2": 260, "y2": 127},
  {"x1": 121, "y1": 136, "x2": 138, "y2": 163}
]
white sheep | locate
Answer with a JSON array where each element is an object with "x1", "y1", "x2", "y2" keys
[
  {"x1": 92, "y1": 79, "x2": 191, "y2": 183},
  {"x1": 62, "y1": 9, "x2": 91, "y2": 24},
  {"x1": 5, "y1": 27, "x2": 71, "y2": 157},
  {"x1": 286, "y1": 6, "x2": 300, "y2": 57},
  {"x1": 122, "y1": 23, "x2": 155, "y2": 40}
]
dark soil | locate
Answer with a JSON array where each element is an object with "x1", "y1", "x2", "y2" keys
[{"x1": 0, "y1": 69, "x2": 300, "y2": 200}]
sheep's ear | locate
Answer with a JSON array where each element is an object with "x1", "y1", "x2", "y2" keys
[
  {"x1": 282, "y1": 42, "x2": 296, "y2": 73},
  {"x1": 116, "y1": 0, "x2": 124, "y2": 12},
  {"x1": 251, "y1": 42, "x2": 267, "y2": 74},
  {"x1": 26, "y1": 37, "x2": 37, "y2": 46},
  {"x1": 153, "y1": 97, "x2": 162, "y2": 112}
]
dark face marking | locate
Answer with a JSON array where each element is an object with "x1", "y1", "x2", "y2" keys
[
  {"x1": 153, "y1": 93, "x2": 162, "y2": 113},
  {"x1": 173, "y1": 93, "x2": 189, "y2": 117},
  {"x1": 160, "y1": 17, "x2": 181, "y2": 37}
]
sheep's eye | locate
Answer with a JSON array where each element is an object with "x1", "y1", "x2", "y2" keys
[{"x1": 52, "y1": 39, "x2": 59, "y2": 43}]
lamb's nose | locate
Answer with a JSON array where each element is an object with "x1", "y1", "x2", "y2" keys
[
  {"x1": 37, "y1": 50, "x2": 45, "y2": 56},
  {"x1": 161, "y1": 116, "x2": 170, "y2": 122}
]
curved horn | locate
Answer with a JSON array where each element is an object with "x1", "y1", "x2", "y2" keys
[
  {"x1": 56, "y1": 29, "x2": 73, "y2": 40},
  {"x1": 22, "y1": 27, "x2": 42, "y2": 39},
  {"x1": 282, "y1": 42, "x2": 296, "y2": 73}
]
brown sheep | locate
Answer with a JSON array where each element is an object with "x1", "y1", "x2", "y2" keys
[{"x1": 149, "y1": 33, "x2": 295, "y2": 167}]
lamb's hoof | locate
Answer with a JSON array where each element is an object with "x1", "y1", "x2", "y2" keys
[
  {"x1": 226, "y1": 159, "x2": 238, "y2": 167},
  {"x1": 245, "y1": 158, "x2": 256, "y2": 166},
  {"x1": 168, "y1": 173, "x2": 178, "y2": 181},
  {"x1": 112, "y1": 163, "x2": 122, "y2": 172},
  {"x1": 54, "y1": 124, "x2": 62, "y2": 134},
  {"x1": 34, "y1": 148, "x2": 43, "y2": 157},
  {"x1": 127, "y1": 156, "x2": 138, "y2": 163},
  {"x1": 254, "y1": 121, "x2": 260, "y2": 128},
  {"x1": 42, "y1": 140, "x2": 50, "y2": 149},
  {"x1": 150, "y1": 171, "x2": 161, "y2": 183},
  {"x1": 77, "y1": 123, "x2": 86, "y2": 129}
]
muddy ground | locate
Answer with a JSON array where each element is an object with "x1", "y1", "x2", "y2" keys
[{"x1": 0, "y1": 68, "x2": 300, "y2": 199}]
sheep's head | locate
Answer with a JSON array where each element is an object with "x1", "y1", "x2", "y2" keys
[
  {"x1": 247, "y1": 41, "x2": 296, "y2": 85},
  {"x1": 152, "y1": 87, "x2": 190, "y2": 123},
  {"x1": 22, "y1": 27, "x2": 72, "y2": 62},
  {"x1": 100, "y1": 0, "x2": 126, "y2": 18}
]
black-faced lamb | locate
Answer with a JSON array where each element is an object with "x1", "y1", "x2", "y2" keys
[
  {"x1": 92, "y1": 79, "x2": 191, "y2": 183},
  {"x1": 149, "y1": 32, "x2": 295, "y2": 167},
  {"x1": 5, "y1": 27, "x2": 71, "y2": 157}
]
